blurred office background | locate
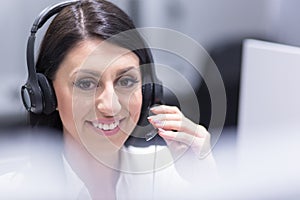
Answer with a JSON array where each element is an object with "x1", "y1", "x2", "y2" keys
[{"x1": 0, "y1": 0, "x2": 299, "y2": 130}]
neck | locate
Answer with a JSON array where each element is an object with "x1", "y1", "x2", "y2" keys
[{"x1": 63, "y1": 132, "x2": 120, "y2": 199}]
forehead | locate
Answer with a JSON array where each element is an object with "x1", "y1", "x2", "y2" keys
[{"x1": 58, "y1": 39, "x2": 140, "y2": 75}]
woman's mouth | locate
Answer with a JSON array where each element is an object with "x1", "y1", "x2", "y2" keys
[
  {"x1": 88, "y1": 119, "x2": 122, "y2": 136},
  {"x1": 92, "y1": 120, "x2": 119, "y2": 130}
]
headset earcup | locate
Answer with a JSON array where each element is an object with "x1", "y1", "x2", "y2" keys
[
  {"x1": 137, "y1": 83, "x2": 153, "y2": 126},
  {"x1": 138, "y1": 82, "x2": 164, "y2": 127},
  {"x1": 37, "y1": 73, "x2": 57, "y2": 115},
  {"x1": 153, "y1": 82, "x2": 164, "y2": 105}
]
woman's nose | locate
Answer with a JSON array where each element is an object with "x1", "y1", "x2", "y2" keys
[{"x1": 96, "y1": 85, "x2": 121, "y2": 116}]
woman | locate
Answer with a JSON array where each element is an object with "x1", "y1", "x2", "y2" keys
[{"x1": 20, "y1": 0, "x2": 216, "y2": 199}]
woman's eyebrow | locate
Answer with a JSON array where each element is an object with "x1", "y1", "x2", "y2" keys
[
  {"x1": 116, "y1": 66, "x2": 139, "y2": 76},
  {"x1": 72, "y1": 69, "x2": 101, "y2": 77},
  {"x1": 72, "y1": 66, "x2": 139, "y2": 78}
]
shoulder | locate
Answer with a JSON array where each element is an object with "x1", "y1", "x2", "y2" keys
[
  {"x1": 120, "y1": 144, "x2": 174, "y2": 172},
  {"x1": 0, "y1": 156, "x2": 33, "y2": 198},
  {"x1": 0, "y1": 128, "x2": 65, "y2": 198},
  {"x1": 117, "y1": 145, "x2": 189, "y2": 199},
  {"x1": 120, "y1": 144, "x2": 189, "y2": 182}
]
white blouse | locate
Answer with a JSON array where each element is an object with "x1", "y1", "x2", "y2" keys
[
  {"x1": 0, "y1": 144, "x2": 215, "y2": 199},
  {"x1": 63, "y1": 144, "x2": 190, "y2": 199}
]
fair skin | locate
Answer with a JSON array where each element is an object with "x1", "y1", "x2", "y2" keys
[{"x1": 53, "y1": 38, "x2": 213, "y2": 198}]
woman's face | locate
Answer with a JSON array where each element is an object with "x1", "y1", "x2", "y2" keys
[{"x1": 53, "y1": 39, "x2": 142, "y2": 156}]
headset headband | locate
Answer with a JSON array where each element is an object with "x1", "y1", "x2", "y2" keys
[{"x1": 27, "y1": 0, "x2": 80, "y2": 79}]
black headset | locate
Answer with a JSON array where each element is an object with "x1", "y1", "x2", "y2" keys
[{"x1": 21, "y1": 0, "x2": 163, "y2": 126}]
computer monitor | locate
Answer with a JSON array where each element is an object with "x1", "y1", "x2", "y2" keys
[{"x1": 237, "y1": 39, "x2": 300, "y2": 166}]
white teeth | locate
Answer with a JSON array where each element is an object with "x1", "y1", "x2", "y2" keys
[
  {"x1": 103, "y1": 124, "x2": 109, "y2": 130},
  {"x1": 92, "y1": 120, "x2": 119, "y2": 131},
  {"x1": 109, "y1": 123, "x2": 114, "y2": 130}
]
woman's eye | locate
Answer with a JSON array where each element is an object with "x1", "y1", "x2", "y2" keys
[
  {"x1": 73, "y1": 79, "x2": 98, "y2": 90},
  {"x1": 116, "y1": 77, "x2": 139, "y2": 88}
]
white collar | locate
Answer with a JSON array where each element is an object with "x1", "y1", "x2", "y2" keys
[{"x1": 62, "y1": 154, "x2": 92, "y2": 200}]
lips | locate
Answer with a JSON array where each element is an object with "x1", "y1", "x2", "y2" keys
[
  {"x1": 87, "y1": 118, "x2": 123, "y2": 136},
  {"x1": 92, "y1": 120, "x2": 119, "y2": 131}
]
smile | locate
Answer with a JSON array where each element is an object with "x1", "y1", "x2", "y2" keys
[
  {"x1": 91, "y1": 120, "x2": 119, "y2": 131},
  {"x1": 87, "y1": 119, "x2": 122, "y2": 137}
]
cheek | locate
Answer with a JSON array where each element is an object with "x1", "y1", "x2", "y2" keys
[
  {"x1": 55, "y1": 84, "x2": 90, "y2": 139},
  {"x1": 55, "y1": 87, "x2": 74, "y2": 130}
]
